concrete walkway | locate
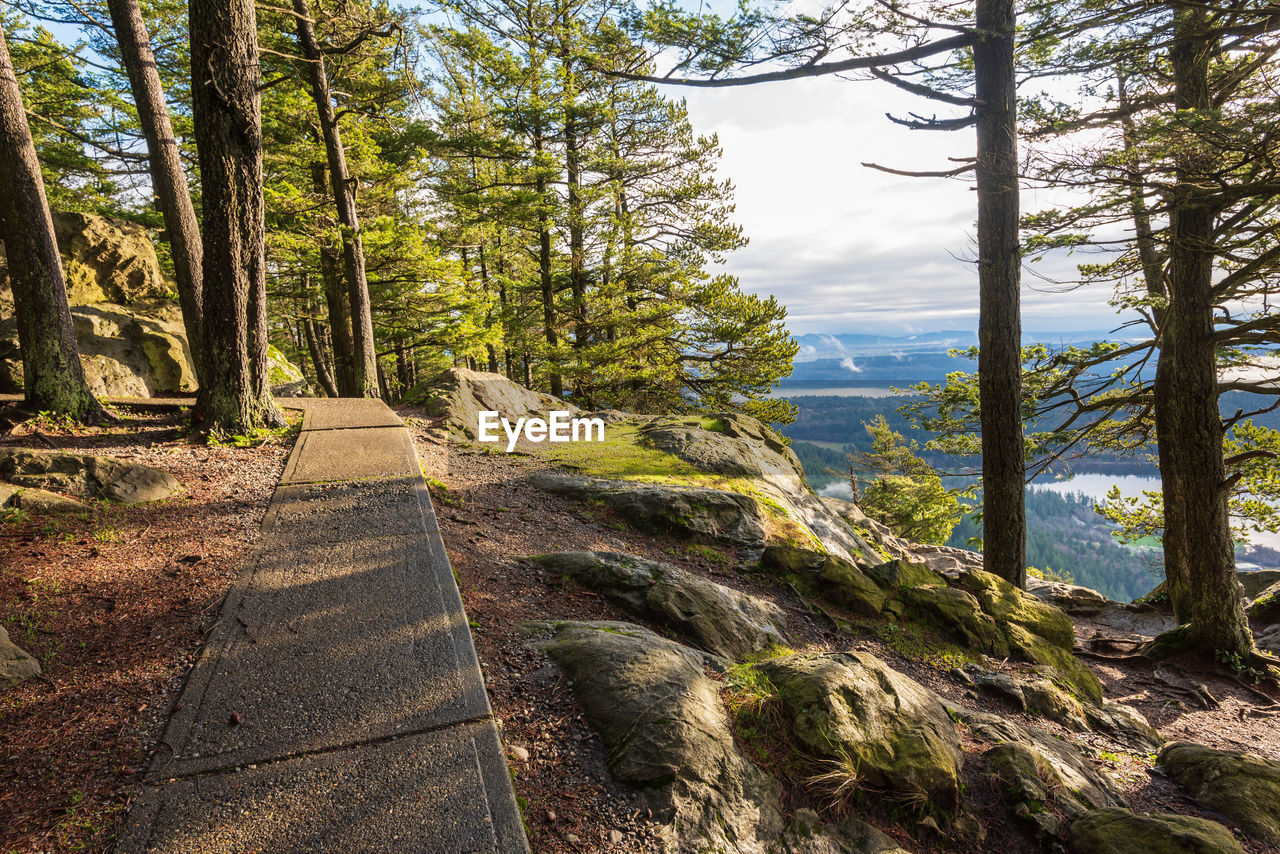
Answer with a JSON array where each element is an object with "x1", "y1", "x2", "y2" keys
[{"x1": 119, "y1": 399, "x2": 528, "y2": 853}]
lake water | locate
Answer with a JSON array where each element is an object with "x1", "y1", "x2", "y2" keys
[
  {"x1": 1030, "y1": 473, "x2": 1159, "y2": 502},
  {"x1": 1031, "y1": 472, "x2": 1280, "y2": 554},
  {"x1": 768, "y1": 384, "x2": 902, "y2": 399}
]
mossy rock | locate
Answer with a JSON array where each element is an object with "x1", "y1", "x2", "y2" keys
[
  {"x1": 952, "y1": 569, "x2": 1076, "y2": 650},
  {"x1": 1068, "y1": 807, "x2": 1244, "y2": 854},
  {"x1": 760, "y1": 545, "x2": 886, "y2": 617},
  {"x1": 760, "y1": 651, "x2": 964, "y2": 811},
  {"x1": 1248, "y1": 580, "x2": 1280, "y2": 623},
  {"x1": 866, "y1": 558, "x2": 945, "y2": 591},
  {"x1": 526, "y1": 551, "x2": 787, "y2": 661},
  {"x1": 1021, "y1": 676, "x2": 1089, "y2": 731},
  {"x1": 899, "y1": 586, "x2": 1000, "y2": 654},
  {"x1": 1001, "y1": 623, "x2": 1103, "y2": 705},
  {"x1": 1158, "y1": 742, "x2": 1280, "y2": 845}
]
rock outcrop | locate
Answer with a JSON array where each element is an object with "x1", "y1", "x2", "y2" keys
[
  {"x1": 0, "y1": 447, "x2": 180, "y2": 504},
  {"x1": 529, "y1": 472, "x2": 767, "y2": 545},
  {"x1": 758, "y1": 651, "x2": 965, "y2": 811},
  {"x1": 1, "y1": 625, "x2": 41, "y2": 687},
  {"x1": 1158, "y1": 742, "x2": 1280, "y2": 845},
  {"x1": 1068, "y1": 808, "x2": 1244, "y2": 854},
  {"x1": 0, "y1": 482, "x2": 86, "y2": 513},
  {"x1": 1, "y1": 211, "x2": 172, "y2": 308},
  {"x1": 527, "y1": 620, "x2": 784, "y2": 853},
  {"x1": 759, "y1": 546, "x2": 887, "y2": 617},
  {"x1": 403, "y1": 367, "x2": 574, "y2": 437},
  {"x1": 1, "y1": 211, "x2": 304, "y2": 398},
  {"x1": 527, "y1": 551, "x2": 787, "y2": 660},
  {"x1": 776, "y1": 809, "x2": 911, "y2": 854},
  {"x1": 0, "y1": 302, "x2": 196, "y2": 398}
]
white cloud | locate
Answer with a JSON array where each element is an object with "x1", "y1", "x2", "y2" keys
[
  {"x1": 666, "y1": 75, "x2": 1130, "y2": 335},
  {"x1": 840, "y1": 357, "x2": 863, "y2": 373}
]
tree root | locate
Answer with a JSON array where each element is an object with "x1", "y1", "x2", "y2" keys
[{"x1": 1154, "y1": 661, "x2": 1219, "y2": 709}]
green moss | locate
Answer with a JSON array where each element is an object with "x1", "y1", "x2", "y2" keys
[
  {"x1": 1001, "y1": 623, "x2": 1103, "y2": 704},
  {"x1": 699, "y1": 416, "x2": 728, "y2": 433},
  {"x1": 953, "y1": 569, "x2": 1075, "y2": 650}
]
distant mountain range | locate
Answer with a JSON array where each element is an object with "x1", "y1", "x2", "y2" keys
[
  {"x1": 785, "y1": 330, "x2": 1142, "y2": 386},
  {"x1": 793, "y1": 330, "x2": 1129, "y2": 361}
]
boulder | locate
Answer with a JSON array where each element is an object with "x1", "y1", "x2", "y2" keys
[
  {"x1": 1239, "y1": 568, "x2": 1280, "y2": 601},
  {"x1": 1031, "y1": 577, "x2": 1177, "y2": 638},
  {"x1": 1, "y1": 625, "x2": 41, "y2": 687},
  {"x1": 865, "y1": 558, "x2": 945, "y2": 591},
  {"x1": 903, "y1": 544, "x2": 984, "y2": 578},
  {"x1": 403, "y1": 367, "x2": 576, "y2": 438},
  {"x1": 267, "y1": 344, "x2": 310, "y2": 397},
  {"x1": 953, "y1": 569, "x2": 1076, "y2": 650},
  {"x1": 0, "y1": 447, "x2": 180, "y2": 504},
  {"x1": 1082, "y1": 702, "x2": 1163, "y2": 752},
  {"x1": 639, "y1": 414, "x2": 806, "y2": 480},
  {"x1": 1026, "y1": 576, "x2": 1115, "y2": 617},
  {"x1": 819, "y1": 495, "x2": 910, "y2": 560},
  {"x1": 529, "y1": 471, "x2": 766, "y2": 545},
  {"x1": 1, "y1": 212, "x2": 306, "y2": 399},
  {"x1": 953, "y1": 706, "x2": 1122, "y2": 823},
  {"x1": 777, "y1": 809, "x2": 911, "y2": 854},
  {"x1": 759, "y1": 545, "x2": 887, "y2": 617},
  {"x1": 758, "y1": 651, "x2": 964, "y2": 811},
  {"x1": 1248, "y1": 580, "x2": 1280, "y2": 623},
  {"x1": 1068, "y1": 808, "x2": 1244, "y2": 854},
  {"x1": 3, "y1": 485, "x2": 87, "y2": 513},
  {"x1": 0, "y1": 302, "x2": 196, "y2": 397},
  {"x1": 1256, "y1": 624, "x2": 1280, "y2": 655},
  {"x1": 1001, "y1": 622, "x2": 1103, "y2": 705},
  {"x1": 1158, "y1": 742, "x2": 1280, "y2": 845},
  {"x1": 0, "y1": 211, "x2": 171, "y2": 306},
  {"x1": 529, "y1": 620, "x2": 784, "y2": 853},
  {"x1": 527, "y1": 551, "x2": 787, "y2": 660},
  {"x1": 900, "y1": 586, "x2": 999, "y2": 653}
]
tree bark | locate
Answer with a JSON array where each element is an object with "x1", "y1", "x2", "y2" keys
[
  {"x1": 310, "y1": 161, "x2": 357, "y2": 395},
  {"x1": 561, "y1": 59, "x2": 589, "y2": 403},
  {"x1": 533, "y1": 125, "x2": 563, "y2": 398},
  {"x1": 301, "y1": 276, "x2": 338, "y2": 397},
  {"x1": 188, "y1": 0, "x2": 279, "y2": 432},
  {"x1": 973, "y1": 0, "x2": 1026, "y2": 587},
  {"x1": 105, "y1": 0, "x2": 205, "y2": 384},
  {"x1": 293, "y1": 0, "x2": 379, "y2": 398},
  {"x1": 1162, "y1": 4, "x2": 1250, "y2": 655},
  {"x1": 0, "y1": 24, "x2": 102, "y2": 421},
  {"x1": 1119, "y1": 74, "x2": 1190, "y2": 621}
]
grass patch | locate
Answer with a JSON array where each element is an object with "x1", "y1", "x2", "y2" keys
[
  {"x1": 681, "y1": 543, "x2": 731, "y2": 565},
  {"x1": 859, "y1": 617, "x2": 979, "y2": 671},
  {"x1": 527, "y1": 422, "x2": 819, "y2": 548}
]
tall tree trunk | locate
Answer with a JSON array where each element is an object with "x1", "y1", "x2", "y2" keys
[
  {"x1": 189, "y1": 0, "x2": 279, "y2": 431},
  {"x1": 310, "y1": 161, "x2": 356, "y2": 395},
  {"x1": 1119, "y1": 74, "x2": 1191, "y2": 621},
  {"x1": 0, "y1": 24, "x2": 102, "y2": 421},
  {"x1": 1163, "y1": 5, "x2": 1250, "y2": 655},
  {"x1": 105, "y1": 0, "x2": 205, "y2": 383},
  {"x1": 563, "y1": 77, "x2": 589, "y2": 402},
  {"x1": 973, "y1": 0, "x2": 1026, "y2": 587},
  {"x1": 533, "y1": 126, "x2": 563, "y2": 398},
  {"x1": 395, "y1": 342, "x2": 411, "y2": 396},
  {"x1": 301, "y1": 275, "x2": 338, "y2": 397},
  {"x1": 293, "y1": 0, "x2": 379, "y2": 398}
]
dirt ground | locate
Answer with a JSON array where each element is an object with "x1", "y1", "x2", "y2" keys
[
  {"x1": 406, "y1": 410, "x2": 1280, "y2": 854},
  {"x1": 0, "y1": 406, "x2": 292, "y2": 853}
]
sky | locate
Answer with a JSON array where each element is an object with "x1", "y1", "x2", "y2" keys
[{"x1": 662, "y1": 75, "x2": 1130, "y2": 337}]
